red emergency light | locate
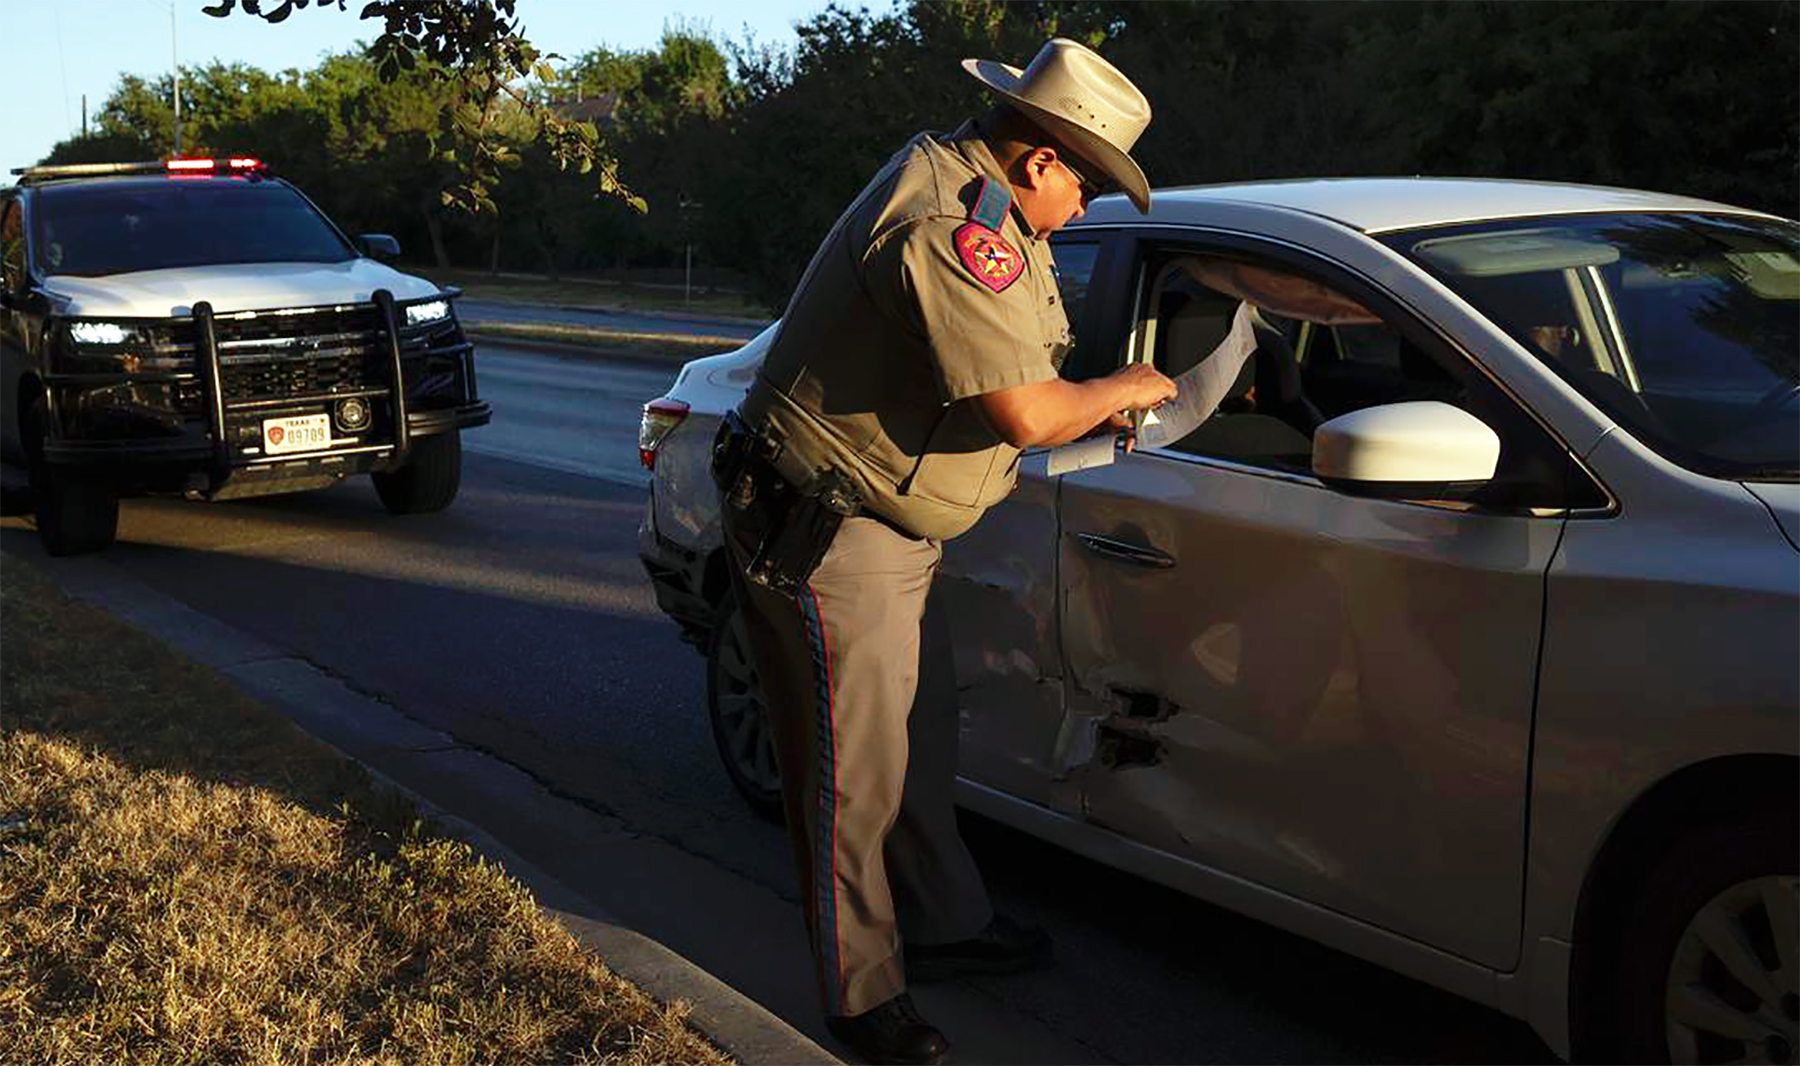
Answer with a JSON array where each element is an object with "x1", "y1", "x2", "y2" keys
[{"x1": 164, "y1": 157, "x2": 264, "y2": 173}]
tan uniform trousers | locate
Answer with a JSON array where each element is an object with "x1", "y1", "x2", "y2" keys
[{"x1": 723, "y1": 508, "x2": 994, "y2": 1017}]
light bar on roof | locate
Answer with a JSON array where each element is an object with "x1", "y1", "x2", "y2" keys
[
  {"x1": 227, "y1": 157, "x2": 261, "y2": 169},
  {"x1": 166, "y1": 158, "x2": 216, "y2": 171}
]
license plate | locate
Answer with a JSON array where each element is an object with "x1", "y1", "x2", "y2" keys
[{"x1": 262, "y1": 414, "x2": 332, "y2": 454}]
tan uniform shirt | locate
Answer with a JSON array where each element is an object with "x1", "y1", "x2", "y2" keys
[{"x1": 742, "y1": 121, "x2": 1070, "y2": 541}]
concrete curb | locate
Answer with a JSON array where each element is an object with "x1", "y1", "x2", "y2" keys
[
  {"x1": 5, "y1": 542, "x2": 837, "y2": 1066},
  {"x1": 456, "y1": 294, "x2": 773, "y2": 331},
  {"x1": 511, "y1": 301, "x2": 773, "y2": 330},
  {"x1": 464, "y1": 321, "x2": 752, "y2": 348},
  {"x1": 463, "y1": 327, "x2": 717, "y2": 370}
]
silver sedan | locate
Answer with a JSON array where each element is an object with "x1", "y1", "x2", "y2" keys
[{"x1": 638, "y1": 178, "x2": 1799, "y2": 1064}]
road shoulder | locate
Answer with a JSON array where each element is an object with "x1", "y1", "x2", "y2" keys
[{"x1": 5, "y1": 541, "x2": 837, "y2": 1066}]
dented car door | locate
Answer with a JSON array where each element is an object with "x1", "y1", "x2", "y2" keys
[
  {"x1": 1043, "y1": 232, "x2": 1571, "y2": 971},
  {"x1": 935, "y1": 236, "x2": 1110, "y2": 810},
  {"x1": 934, "y1": 451, "x2": 1067, "y2": 808},
  {"x1": 1054, "y1": 452, "x2": 1559, "y2": 969}
]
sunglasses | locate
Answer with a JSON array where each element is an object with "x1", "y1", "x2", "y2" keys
[{"x1": 1056, "y1": 154, "x2": 1108, "y2": 202}]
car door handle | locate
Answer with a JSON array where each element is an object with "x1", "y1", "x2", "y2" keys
[{"x1": 1073, "y1": 532, "x2": 1176, "y2": 569}]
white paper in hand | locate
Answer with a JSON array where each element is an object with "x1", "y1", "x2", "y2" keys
[
  {"x1": 1045, "y1": 431, "x2": 1117, "y2": 477},
  {"x1": 1137, "y1": 301, "x2": 1259, "y2": 450}
]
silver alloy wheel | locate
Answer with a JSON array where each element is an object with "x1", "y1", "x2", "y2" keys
[
  {"x1": 713, "y1": 608, "x2": 781, "y2": 797},
  {"x1": 1664, "y1": 874, "x2": 1799, "y2": 1064}
]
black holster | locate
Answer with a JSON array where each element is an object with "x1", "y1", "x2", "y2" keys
[{"x1": 712, "y1": 411, "x2": 862, "y2": 595}]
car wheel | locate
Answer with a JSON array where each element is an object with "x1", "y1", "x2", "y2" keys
[
  {"x1": 372, "y1": 429, "x2": 461, "y2": 514},
  {"x1": 705, "y1": 591, "x2": 784, "y2": 822},
  {"x1": 1614, "y1": 813, "x2": 1798, "y2": 1064},
  {"x1": 25, "y1": 398, "x2": 118, "y2": 556}
]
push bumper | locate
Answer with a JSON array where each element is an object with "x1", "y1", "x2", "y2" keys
[
  {"x1": 39, "y1": 292, "x2": 489, "y2": 498},
  {"x1": 409, "y1": 400, "x2": 491, "y2": 436}
]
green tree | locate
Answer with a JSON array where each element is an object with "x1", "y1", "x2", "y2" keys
[
  {"x1": 39, "y1": 131, "x2": 159, "y2": 167},
  {"x1": 1351, "y1": 0, "x2": 1798, "y2": 216},
  {"x1": 696, "y1": 1, "x2": 1113, "y2": 304},
  {"x1": 201, "y1": 0, "x2": 641, "y2": 216},
  {"x1": 301, "y1": 52, "x2": 471, "y2": 267},
  {"x1": 43, "y1": 62, "x2": 327, "y2": 166}
]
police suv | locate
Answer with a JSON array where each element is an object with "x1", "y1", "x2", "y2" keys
[{"x1": 0, "y1": 157, "x2": 490, "y2": 555}]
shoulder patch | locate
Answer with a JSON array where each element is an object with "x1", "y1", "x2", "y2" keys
[
  {"x1": 953, "y1": 222, "x2": 1024, "y2": 293},
  {"x1": 968, "y1": 176, "x2": 1011, "y2": 231}
]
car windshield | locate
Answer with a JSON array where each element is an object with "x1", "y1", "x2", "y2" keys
[
  {"x1": 1386, "y1": 212, "x2": 1800, "y2": 481},
  {"x1": 31, "y1": 179, "x2": 354, "y2": 277}
]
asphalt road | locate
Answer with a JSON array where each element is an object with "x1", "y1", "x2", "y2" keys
[
  {"x1": 461, "y1": 345, "x2": 665, "y2": 485},
  {"x1": 1, "y1": 337, "x2": 1558, "y2": 1064}
]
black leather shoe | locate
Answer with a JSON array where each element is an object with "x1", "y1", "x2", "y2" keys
[
  {"x1": 825, "y1": 992, "x2": 949, "y2": 1065},
  {"x1": 905, "y1": 913, "x2": 1054, "y2": 982}
]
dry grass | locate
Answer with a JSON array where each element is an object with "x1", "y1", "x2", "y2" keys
[
  {"x1": 420, "y1": 268, "x2": 771, "y2": 320},
  {"x1": 0, "y1": 559, "x2": 732, "y2": 1066}
]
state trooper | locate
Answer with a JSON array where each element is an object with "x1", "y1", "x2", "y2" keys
[{"x1": 710, "y1": 39, "x2": 1175, "y2": 1065}]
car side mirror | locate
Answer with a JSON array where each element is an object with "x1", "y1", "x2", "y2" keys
[
  {"x1": 1311, "y1": 401, "x2": 1500, "y2": 499},
  {"x1": 356, "y1": 234, "x2": 401, "y2": 262}
]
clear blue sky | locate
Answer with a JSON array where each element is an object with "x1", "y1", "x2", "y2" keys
[{"x1": 2, "y1": 0, "x2": 837, "y2": 176}]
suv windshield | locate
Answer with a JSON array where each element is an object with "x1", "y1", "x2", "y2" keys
[
  {"x1": 31, "y1": 179, "x2": 354, "y2": 277},
  {"x1": 1386, "y1": 212, "x2": 1799, "y2": 481}
]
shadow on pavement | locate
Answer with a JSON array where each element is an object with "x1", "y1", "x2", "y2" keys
[{"x1": 0, "y1": 452, "x2": 1561, "y2": 1066}]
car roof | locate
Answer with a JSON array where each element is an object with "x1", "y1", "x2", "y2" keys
[
  {"x1": 28, "y1": 175, "x2": 274, "y2": 194},
  {"x1": 1071, "y1": 177, "x2": 1784, "y2": 234}
]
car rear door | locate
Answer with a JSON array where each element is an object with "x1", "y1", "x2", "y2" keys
[
  {"x1": 1051, "y1": 230, "x2": 1580, "y2": 970},
  {"x1": 937, "y1": 231, "x2": 1116, "y2": 810}
]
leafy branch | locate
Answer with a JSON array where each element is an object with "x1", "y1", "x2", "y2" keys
[{"x1": 199, "y1": 0, "x2": 644, "y2": 214}]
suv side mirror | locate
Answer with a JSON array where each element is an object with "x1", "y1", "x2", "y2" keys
[
  {"x1": 1312, "y1": 401, "x2": 1500, "y2": 498},
  {"x1": 356, "y1": 234, "x2": 401, "y2": 262}
]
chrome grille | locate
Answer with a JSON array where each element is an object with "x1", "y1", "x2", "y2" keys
[{"x1": 212, "y1": 305, "x2": 387, "y2": 403}]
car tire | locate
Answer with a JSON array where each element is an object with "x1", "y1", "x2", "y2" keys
[
  {"x1": 24, "y1": 399, "x2": 118, "y2": 556},
  {"x1": 705, "y1": 590, "x2": 784, "y2": 822},
  {"x1": 372, "y1": 429, "x2": 461, "y2": 515},
  {"x1": 1611, "y1": 811, "x2": 1798, "y2": 1064}
]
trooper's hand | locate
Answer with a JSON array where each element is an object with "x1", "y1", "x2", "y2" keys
[
  {"x1": 1101, "y1": 410, "x2": 1141, "y2": 453},
  {"x1": 1109, "y1": 363, "x2": 1178, "y2": 411}
]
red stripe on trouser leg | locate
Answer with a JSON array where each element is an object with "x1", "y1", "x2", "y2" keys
[{"x1": 797, "y1": 584, "x2": 846, "y2": 1012}]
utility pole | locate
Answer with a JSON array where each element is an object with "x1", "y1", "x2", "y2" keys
[
  {"x1": 678, "y1": 194, "x2": 703, "y2": 307},
  {"x1": 145, "y1": 0, "x2": 181, "y2": 153},
  {"x1": 171, "y1": 1, "x2": 182, "y2": 155}
]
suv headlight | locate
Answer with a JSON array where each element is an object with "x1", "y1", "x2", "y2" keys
[
  {"x1": 55, "y1": 319, "x2": 195, "y2": 373},
  {"x1": 70, "y1": 321, "x2": 130, "y2": 345},
  {"x1": 404, "y1": 299, "x2": 452, "y2": 327}
]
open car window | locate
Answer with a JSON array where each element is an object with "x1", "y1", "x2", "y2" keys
[
  {"x1": 1124, "y1": 252, "x2": 1458, "y2": 471},
  {"x1": 1116, "y1": 246, "x2": 1608, "y2": 510},
  {"x1": 1, "y1": 198, "x2": 23, "y2": 295},
  {"x1": 1048, "y1": 238, "x2": 1102, "y2": 378}
]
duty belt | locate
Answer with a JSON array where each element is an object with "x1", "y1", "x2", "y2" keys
[{"x1": 712, "y1": 410, "x2": 865, "y2": 593}]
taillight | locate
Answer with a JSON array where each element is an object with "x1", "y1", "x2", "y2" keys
[{"x1": 638, "y1": 398, "x2": 689, "y2": 470}]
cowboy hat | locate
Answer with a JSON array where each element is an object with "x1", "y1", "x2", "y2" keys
[{"x1": 962, "y1": 38, "x2": 1152, "y2": 213}]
